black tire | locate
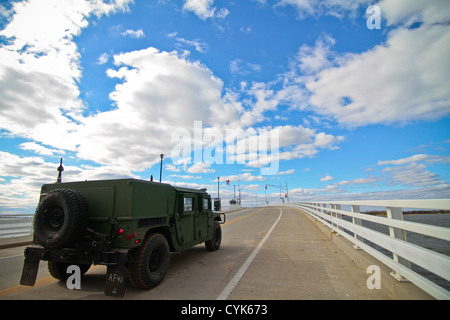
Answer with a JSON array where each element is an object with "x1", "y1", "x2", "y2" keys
[
  {"x1": 128, "y1": 233, "x2": 170, "y2": 290},
  {"x1": 48, "y1": 262, "x2": 91, "y2": 281},
  {"x1": 205, "y1": 221, "x2": 221, "y2": 251},
  {"x1": 34, "y1": 188, "x2": 88, "y2": 249}
]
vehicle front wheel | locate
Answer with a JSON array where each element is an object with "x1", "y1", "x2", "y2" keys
[
  {"x1": 128, "y1": 233, "x2": 170, "y2": 290},
  {"x1": 205, "y1": 221, "x2": 221, "y2": 251}
]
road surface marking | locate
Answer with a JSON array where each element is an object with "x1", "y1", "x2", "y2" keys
[
  {"x1": 222, "y1": 208, "x2": 265, "y2": 226},
  {"x1": 217, "y1": 208, "x2": 283, "y2": 300}
]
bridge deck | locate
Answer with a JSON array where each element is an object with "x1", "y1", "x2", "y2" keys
[
  {"x1": 0, "y1": 207, "x2": 431, "y2": 300},
  {"x1": 223, "y1": 207, "x2": 391, "y2": 299}
]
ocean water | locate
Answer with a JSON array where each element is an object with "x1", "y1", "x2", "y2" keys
[{"x1": 0, "y1": 216, "x2": 34, "y2": 238}]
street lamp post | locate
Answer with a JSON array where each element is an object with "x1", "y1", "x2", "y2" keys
[{"x1": 217, "y1": 176, "x2": 220, "y2": 199}]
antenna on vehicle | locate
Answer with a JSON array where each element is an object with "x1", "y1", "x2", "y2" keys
[
  {"x1": 56, "y1": 158, "x2": 64, "y2": 183},
  {"x1": 159, "y1": 154, "x2": 164, "y2": 183}
]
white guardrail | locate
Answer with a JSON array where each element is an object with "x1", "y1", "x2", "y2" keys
[{"x1": 286, "y1": 199, "x2": 450, "y2": 300}]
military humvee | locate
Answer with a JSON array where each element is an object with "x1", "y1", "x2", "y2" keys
[{"x1": 20, "y1": 177, "x2": 224, "y2": 297}]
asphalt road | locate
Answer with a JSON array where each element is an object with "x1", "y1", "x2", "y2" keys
[{"x1": 0, "y1": 207, "x2": 391, "y2": 300}]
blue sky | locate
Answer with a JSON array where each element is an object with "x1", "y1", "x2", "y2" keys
[{"x1": 0, "y1": 0, "x2": 449, "y2": 214}]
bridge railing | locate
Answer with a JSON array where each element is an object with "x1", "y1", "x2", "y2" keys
[{"x1": 286, "y1": 199, "x2": 450, "y2": 300}]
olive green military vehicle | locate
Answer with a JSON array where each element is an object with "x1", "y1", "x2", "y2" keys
[{"x1": 20, "y1": 177, "x2": 224, "y2": 297}]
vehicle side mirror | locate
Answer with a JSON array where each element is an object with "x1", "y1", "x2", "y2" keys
[{"x1": 213, "y1": 198, "x2": 221, "y2": 211}]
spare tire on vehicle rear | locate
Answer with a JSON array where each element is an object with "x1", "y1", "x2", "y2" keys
[{"x1": 34, "y1": 188, "x2": 88, "y2": 249}]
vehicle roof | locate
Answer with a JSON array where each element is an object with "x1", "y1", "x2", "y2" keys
[
  {"x1": 44, "y1": 178, "x2": 209, "y2": 195},
  {"x1": 172, "y1": 186, "x2": 209, "y2": 195}
]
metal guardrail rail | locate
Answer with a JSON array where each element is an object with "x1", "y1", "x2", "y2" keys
[{"x1": 286, "y1": 199, "x2": 450, "y2": 300}]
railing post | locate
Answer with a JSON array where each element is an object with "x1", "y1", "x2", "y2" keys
[
  {"x1": 330, "y1": 204, "x2": 336, "y2": 230},
  {"x1": 386, "y1": 206, "x2": 411, "y2": 281},
  {"x1": 330, "y1": 204, "x2": 342, "y2": 235},
  {"x1": 351, "y1": 205, "x2": 363, "y2": 249},
  {"x1": 335, "y1": 204, "x2": 342, "y2": 234},
  {"x1": 321, "y1": 204, "x2": 327, "y2": 225}
]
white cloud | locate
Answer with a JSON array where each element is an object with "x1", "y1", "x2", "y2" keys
[
  {"x1": 97, "y1": 53, "x2": 109, "y2": 64},
  {"x1": 230, "y1": 59, "x2": 262, "y2": 75},
  {"x1": 165, "y1": 164, "x2": 181, "y2": 172},
  {"x1": 170, "y1": 174, "x2": 202, "y2": 179},
  {"x1": 187, "y1": 162, "x2": 215, "y2": 173},
  {"x1": 225, "y1": 124, "x2": 343, "y2": 170},
  {"x1": 0, "y1": 0, "x2": 133, "y2": 150},
  {"x1": 320, "y1": 175, "x2": 334, "y2": 182},
  {"x1": 288, "y1": 183, "x2": 450, "y2": 202},
  {"x1": 305, "y1": 25, "x2": 450, "y2": 127},
  {"x1": 277, "y1": 169, "x2": 295, "y2": 175},
  {"x1": 175, "y1": 37, "x2": 208, "y2": 53},
  {"x1": 19, "y1": 142, "x2": 64, "y2": 157},
  {"x1": 244, "y1": 184, "x2": 260, "y2": 191},
  {"x1": 273, "y1": 1, "x2": 450, "y2": 128},
  {"x1": 0, "y1": 0, "x2": 346, "y2": 176},
  {"x1": 378, "y1": 0, "x2": 450, "y2": 26},
  {"x1": 335, "y1": 176, "x2": 378, "y2": 186},
  {"x1": 289, "y1": 34, "x2": 336, "y2": 75},
  {"x1": 383, "y1": 163, "x2": 446, "y2": 187},
  {"x1": 121, "y1": 28, "x2": 145, "y2": 38},
  {"x1": 76, "y1": 46, "x2": 244, "y2": 168},
  {"x1": 275, "y1": 0, "x2": 369, "y2": 19},
  {"x1": 220, "y1": 172, "x2": 266, "y2": 182},
  {"x1": 0, "y1": 151, "x2": 137, "y2": 212},
  {"x1": 378, "y1": 154, "x2": 450, "y2": 166},
  {"x1": 182, "y1": 0, "x2": 229, "y2": 20}
]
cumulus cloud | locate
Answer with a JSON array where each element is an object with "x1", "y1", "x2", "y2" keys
[
  {"x1": 175, "y1": 37, "x2": 208, "y2": 53},
  {"x1": 225, "y1": 124, "x2": 343, "y2": 170},
  {"x1": 0, "y1": 150, "x2": 137, "y2": 213},
  {"x1": 0, "y1": 0, "x2": 133, "y2": 150},
  {"x1": 187, "y1": 162, "x2": 215, "y2": 174},
  {"x1": 121, "y1": 28, "x2": 145, "y2": 38},
  {"x1": 334, "y1": 176, "x2": 378, "y2": 186},
  {"x1": 378, "y1": 154, "x2": 450, "y2": 166},
  {"x1": 320, "y1": 175, "x2": 334, "y2": 182},
  {"x1": 378, "y1": 0, "x2": 450, "y2": 26},
  {"x1": 275, "y1": 0, "x2": 370, "y2": 19},
  {"x1": 0, "y1": 0, "x2": 366, "y2": 176},
  {"x1": 383, "y1": 163, "x2": 447, "y2": 188},
  {"x1": 182, "y1": 0, "x2": 229, "y2": 20},
  {"x1": 220, "y1": 172, "x2": 266, "y2": 183},
  {"x1": 75, "y1": 46, "x2": 242, "y2": 168},
  {"x1": 19, "y1": 142, "x2": 65, "y2": 157},
  {"x1": 273, "y1": 1, "x2": 450, "y2": 129},
  {"x1": 230, "y1": 59, "x2": 262, "y2": 76},
  {"x1": 2, "y1": 0, "x2": 448, "y2": 210},
  {"x1": 97, "y1": 53, "x2": 109, "y2": 64},
  {"x1": 305, "y1": 25, "x2": 450, "y2": 127}
]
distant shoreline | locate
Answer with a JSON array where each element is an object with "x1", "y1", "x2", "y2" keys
[{"x1": 363, "y1": 210, "x2": 450, "y2": 216}]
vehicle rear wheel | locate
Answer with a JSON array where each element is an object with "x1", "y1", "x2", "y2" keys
[
  {"x1": 205, "y1": 221, "x2": 221, "y2": 251},
  {"x1": 48, "y1": 261, "x2": 91, "y2": 281},
  {"x1": 34, "y1": 189, "x2": 88, "y2": 249},
  {"x1": 128, "y1": 233, "x2": 170, "y2": 290}
]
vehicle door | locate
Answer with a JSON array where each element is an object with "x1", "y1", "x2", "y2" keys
[
  {"x1": 175, "y1": 193, "x2": 196, "y2": 245},
  {"x1": 195, "y1": 195, "x2": 211, "y2": 240}
]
